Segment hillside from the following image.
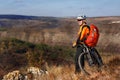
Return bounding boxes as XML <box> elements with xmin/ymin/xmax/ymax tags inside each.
<box><xmin>0</xmin><ymin>15</ymin><xmax>62</xmax><ymax>29</ymax></box>
<box><xmin>0</xmin><ymin>15</ymin><xmax>120</xmax><ymax>53</ymax></box>
<box><xmin>0</xmin><ymin>38</ymin><xmax>120</xmax><ymax>80</ymax></box>
<box><xmin>0</xmin><ymin>38</ymin><xmax>74</xmax><ymax>79</ymax></box>
<box><xmin>0</xmin><ymin>15</ymin><xmax>120</xmax><ymax>79</ymax></box>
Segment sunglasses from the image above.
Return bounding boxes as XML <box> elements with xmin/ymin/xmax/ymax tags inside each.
<box><xmin>77</xmin><ymin>20</ymin><xmax>82</xmax><ymax>21</ymax></box>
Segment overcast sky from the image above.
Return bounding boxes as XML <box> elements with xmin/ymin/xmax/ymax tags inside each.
<box><xmin>0</xmin><ymin>0</ymin><xmax>120</xmax><ymax>17</ymax></box>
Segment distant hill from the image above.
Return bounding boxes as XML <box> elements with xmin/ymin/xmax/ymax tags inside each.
<box><xmin>0</xmin><ymin>15</ymin><xmax>63</xmax><ymax>29</ymax></box>
<box><xmin>0</xmin><ymin>14</ymin><xmax>57</xmax><ymax>20</ymax></box>
<box><xmin>0</xmin><ymin>15</ymin><xmax>120</xmax><ymax>53</ymax></box>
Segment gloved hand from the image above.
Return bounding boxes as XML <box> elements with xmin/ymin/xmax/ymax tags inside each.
<box><xmin>72</xmin><ymin>42</ymin><xmax>77</xmax><ymax>48</ymax></box>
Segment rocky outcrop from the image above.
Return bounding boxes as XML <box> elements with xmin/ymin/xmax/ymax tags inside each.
<box><xmin>2</xmin><ymin>67</ymin><xmax>48</xmax><ymax>80</ymax></box>
<box><xmin>2</xmin><ymin>70</ymin><xmax>24</xmax><ymax>80</ymax></box>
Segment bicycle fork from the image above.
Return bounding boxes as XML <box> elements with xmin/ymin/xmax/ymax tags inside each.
<box><xmin>84</xmin><ymin>48</ymin><xmax>94</xmax><ymax>66</ymax></box>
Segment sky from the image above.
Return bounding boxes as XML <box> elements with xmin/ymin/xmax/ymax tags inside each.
<box><xmin>0</xmin><ymin>0</ymin><xmax>120</xmax><ymax>17</ymax></box>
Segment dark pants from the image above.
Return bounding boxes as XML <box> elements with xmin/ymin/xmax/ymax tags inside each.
<box><xmin>75</xmin><ymin>45</ymin><xmax>84</xmax><ymax>73</ymax></box>
<box><xmin>92</xmin><ymin>48</ymin><xmax>103</xmax><ymax>67</ymax></box>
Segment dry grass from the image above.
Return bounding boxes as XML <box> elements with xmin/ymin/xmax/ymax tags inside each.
<box><xmin>29</xmin><ymin>54</ymin><xmax>120</xmax><ymax>80</ymax></box>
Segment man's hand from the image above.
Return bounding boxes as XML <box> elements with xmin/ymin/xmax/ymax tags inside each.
<box><xmin>72</xmin><ymin>42</ymin><xmax>77</xmax><ymax>48</ymax></box>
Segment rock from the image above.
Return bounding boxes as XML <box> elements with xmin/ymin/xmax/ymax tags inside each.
<box><xmin>2</xmin><ymin>70</ymin><xmax>25</xmax><ymax>80</ymax></box>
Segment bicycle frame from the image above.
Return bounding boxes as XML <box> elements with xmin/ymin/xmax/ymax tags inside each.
<box><xmin>82</xmin><ymin>44</ymin><xmax>94</xmax><ymax>66</ymax></box>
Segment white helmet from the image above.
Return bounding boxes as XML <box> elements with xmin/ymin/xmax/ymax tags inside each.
<box><xmin>77</xmin><ymin>15</ymin><xmax>86</xmax><ymax>20</ymax></box>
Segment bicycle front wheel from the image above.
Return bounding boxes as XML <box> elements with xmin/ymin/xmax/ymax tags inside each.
<box><xmin>78</xmin><ymin>52</ymin><xmax>90</xmax><ymax>75</ymax></box>
<box><xmin>78</xmin><ymin>51</ymin><xmax>101</xmax><ymax>75</ymax></box>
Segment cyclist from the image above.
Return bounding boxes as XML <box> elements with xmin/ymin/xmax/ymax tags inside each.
<box><xmin>72</xmin><ymin>15</ymin><xmax>90</xmax><ymax>74</ymax></box>
<box><xmin>72</xmin><ymin>15</ymin><xmax>103</xmax><ymax>74</ymax></box>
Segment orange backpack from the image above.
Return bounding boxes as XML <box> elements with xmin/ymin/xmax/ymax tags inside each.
<box><xmin>85</xmin><ymin>24</ymin><xmax>99</xmax><ymax>47</ymax></box>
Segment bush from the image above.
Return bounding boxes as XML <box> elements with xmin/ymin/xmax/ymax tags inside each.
<box><xmin>0</xmin><ymin>38</ymin><xmax>75</xmax><ymax>68</ymax></box>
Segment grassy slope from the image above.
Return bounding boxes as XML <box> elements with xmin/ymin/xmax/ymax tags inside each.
<box><xmin>35</xmin><ymin>55</ymin><xmax>120</xmax><ymax>80</ymax></box>
<box><xmin>0</xmin><ymin>38</ymin><xmax>74</xmax><ymax>79</ymax></box>
<box><xmin>0</xmin><ymin>38</ymin><xmax>120</xmax><ymax>80</ymax></box>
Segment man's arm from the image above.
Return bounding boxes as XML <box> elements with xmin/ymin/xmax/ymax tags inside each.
<box><xmin>72</xmin><ymin>26</ymin><xmax>82</xmax><ymax>47</ymax></box>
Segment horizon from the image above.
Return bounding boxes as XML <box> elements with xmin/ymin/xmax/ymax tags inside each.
<box><xmin>0</xmin><ymin>0</ymin><xmax>120</xmax><ymax>17</ymax></box>
<box><xmin>0</xmin><ymin>14</ymin><xmax>120</xmax><ymax>18</ymax></box>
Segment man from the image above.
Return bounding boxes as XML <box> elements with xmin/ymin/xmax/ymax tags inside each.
<box><xmin>72</xmin><ymin>15</ymin><xmax>90</xmax><ymax>73</ymax></box>
<box><xmin>72</xmin><ymin>16</ymin><xmax>103</xmax><ymax>74</ymax></box>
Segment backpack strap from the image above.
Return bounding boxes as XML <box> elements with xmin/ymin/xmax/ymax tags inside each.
<box><xmin>83</xmin><ymin>25</ymin><xmax>90</xmax><ymax>31</ymax></box>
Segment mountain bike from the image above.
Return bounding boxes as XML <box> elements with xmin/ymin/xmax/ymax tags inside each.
<box><xmin>77</xmin><ymin>43</ymin><xmax>103</xmax><ymax>75</ymax></box>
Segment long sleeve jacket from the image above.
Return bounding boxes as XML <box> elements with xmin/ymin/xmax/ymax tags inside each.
<box><xmin>77</xmin><ymin>24</ymin><xmax>90</xmax><ymax>42</ymax></box>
